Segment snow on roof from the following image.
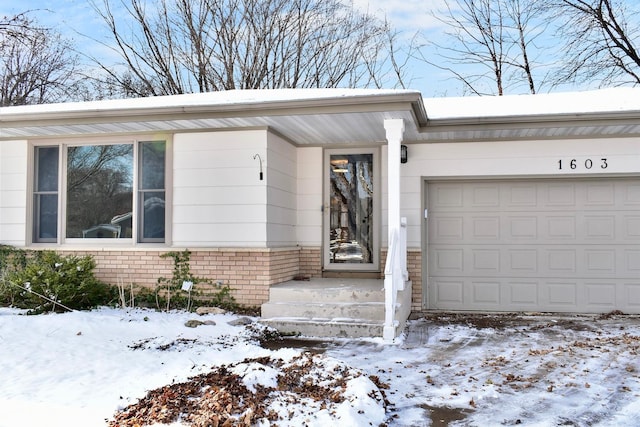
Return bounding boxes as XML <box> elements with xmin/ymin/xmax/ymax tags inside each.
<box><xmin>3</xmin><ymin>87</ymin><xmax>640</xmax><ymax>122</ymax></box>
<box><xmin>423</xmin><ymin>87</ymin><xmax>640</xmax><ymax>120</ymax></box>
<box><xmin>0</xmin><ymin>88</ymin><xmax>418</xmax><ymax>117</ymax></box>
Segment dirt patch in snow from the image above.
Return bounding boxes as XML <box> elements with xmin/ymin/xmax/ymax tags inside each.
<box><xmin>411</xmin><ymin>310</ymin><xmax>634</xmax><ymax>331</ymax></box>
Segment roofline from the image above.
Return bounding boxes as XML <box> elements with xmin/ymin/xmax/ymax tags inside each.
<box><xmin>422</xmin><ymin>109</ymin><xmax>640</xmax><ymax>130</ymax></box>
<box><xmin>0</xmin><ymin>91</ymin><xmax>428</xmax><ymax>126</ymax></box>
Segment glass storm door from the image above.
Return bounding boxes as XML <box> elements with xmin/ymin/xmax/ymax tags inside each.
<box><xmin>324</xmin><ymin>150</ymin><xmax>378</xmax><ymax>270</ymax></box>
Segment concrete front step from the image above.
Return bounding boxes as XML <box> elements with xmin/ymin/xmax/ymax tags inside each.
<box><xmin>267</xmin><ymin>278</ymin><xmax>384</xmax><ymax>303</ymax></box>
<box><xmin>260</xmin><ymin>278</ymin><xmax>386</xmax><ymax>338</ymax></box>
<box><xmin>260</xmin><ymin>318</ymin><xmax>383</xmax><ymax>338</ymax></box>
<box><xmin>261</xmin><ymin>301</ymin><xmax>385</xmax><ymax>321</ymax></box>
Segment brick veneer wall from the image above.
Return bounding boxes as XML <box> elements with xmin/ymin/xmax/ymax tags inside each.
<box><xmin>298</xmin><ymin>247</ymin><xmax>322</xmax><ymax>278</ymax></box>
<box><xmin>55</xmin><ymin>246</ymin><xmax>422</xmax><ymax>310</ymax></box>
<box><xmin>407</xmin><ymin>250</ymin><xmax>423</xmax><ymax>312</ymax></box>
<box><xmin>58</xmin><ymin>247</ymin><xmax>302</xmax><ymax>307</ymax></box>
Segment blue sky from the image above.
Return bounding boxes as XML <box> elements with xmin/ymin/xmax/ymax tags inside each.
<box><xmin>0</xmin><ymin>0</ymin><xmax>610</xmax><ymax>98</ymax></box>
<box><xmin>2</xmin><ymin>0</ymin><xmax>465</xmax><ymax>97</ymax></box>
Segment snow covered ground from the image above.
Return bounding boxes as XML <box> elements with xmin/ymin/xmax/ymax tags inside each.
<box><xmin>0</xmin><ymin>307</ymin><xmax>639</xmax><ymax>426</ymax></box>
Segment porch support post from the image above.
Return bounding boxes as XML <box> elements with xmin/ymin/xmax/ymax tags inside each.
<box><xmin>383</xmin><ymin>118</ymin><xmax>405</xmax><ymax>342</ymax></box>
<box><xmin>384</xmin><ymin>119</ymin><xmax>404</xmax><ymax>252</ymax></box>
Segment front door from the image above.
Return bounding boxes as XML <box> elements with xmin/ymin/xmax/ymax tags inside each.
<box><xmin>324</xmin><ymin>149</ymin><xmax>379</xmax><ymax>271</ymax></box>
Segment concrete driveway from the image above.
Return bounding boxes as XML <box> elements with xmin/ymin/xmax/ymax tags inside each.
<box><xmin>323</xmin><ymin>311</ymin><xmax>640</xmax><ymax>426</ymax></box>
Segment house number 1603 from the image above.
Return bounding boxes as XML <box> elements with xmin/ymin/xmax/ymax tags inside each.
<box><xmin>558</xmin><ymin>158</ymin><xmax>608</xmax><ymax>170</ymax></box>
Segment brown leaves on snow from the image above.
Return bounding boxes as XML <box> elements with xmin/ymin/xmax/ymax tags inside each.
<box><xmin>109</xmin><ymin>353</ymin><xmax>389</xmax><ymax>427</ymax></box>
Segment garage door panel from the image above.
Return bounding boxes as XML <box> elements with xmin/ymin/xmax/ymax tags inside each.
<box><xmin>507</xmin><ymin>184</ymin><xmax>538</xmax><ymax>207</ymax></box>
<box><xmin>431</xmin><ymin>216</ymin><xmax>464</xmax><ymax>240</ymax></box>
<box><xmin>509</xmin><ymin>249</ymin><xmax>538</xmax><ymax>272</ymax></box>
<box><xmin>430</xmin><ymin>280</ymin><xmax>465</xmax><ymax>307</ymax></box>
<box><xmin>622</xmin><ymin>284</ymin><xmax>640</xmax><ymax>309</ymax></box>
<box><xmin>625</xmin><ymin>183</ymin><xmax>640</xmax><ymax>205</ymax></box>
<box><xmin>627</xmin><ymin>250</ymin><xmax>640</xmax><ymax>271</ymax></box>
<box><xmin>627</xmin><ymin>216</ymin><xmax>640</xmax><ymax>238</ymax></box>
<box><xmin>432</xmin><ymin>246</ymin><xmax>638</xmax><ymax>279</ymax></box>
<box><xmin>584</xmin><ymin>249</ymin><xmax>616</xmax><ymax>272</ymax></box>
<box><xmin>585</xmin><ymin>182</ymin><xmax>616</xmax><ymax>205</ymax></box>
<box><xmin>472</xmin><ymin>281</ymin><xmax>500</xmax><ymax>305</ymax></box>
<box><xmin>431</xmin><ymin>248</ymin><xmax>464</xmax><ymax>273</ymax></box>
<box><xmin>432</xmin><ymin>212</ymin><xmax>632</xmax><ymax>244</ymax></box>
<box><xmin>546</xmin><ymin>183</ymin><xmax>577</xmax><ymax>207</ymax></box>
<box><xmin>545</xmin><ymin>282</ymin><xmax>578</xmax><ymax>308</ymax></box>
<box><xmin>547</xmin><ymin>249</ymin><xmax>577</xmax><ymax>273</ymax></box>
<box><xmin>508</xmin><ymin>216</ymin><xmax>538</xmax><ymax>239</ymax></box>
<box><xmin>584</xmin><ymin>283</ymin><xmax>616</xmax><ymax>309</ymax></box>
<box><xmin>432</xmin><ymin>183</ymin><xmax>464</xmax><ymax>208</ymax></box>
<box><xmin>585</xmin><ymin>215</ymin><xmax>616</xmax><ymax>239</ymax></box>
<box><xmin>473</xmin><ymin>249</ymin><xmax>500</xmax><ymax>272</ymax></box>
<box><xmin>427</xmin><ymin>178</ymin><xmax>640</xmax><ymax>313</ymax></box>
<box><xmin>470</xmin><ymin>185</ymin><xmax>501</xmax><ymax>207</ymax></box>
<box><xmin>472</xmin><ymin>216</ymin><xmax>500</xmax><ymax>240</ymax></box>
<box><xmin>506</xmin><ymin>281</ymin><xmax>539</xmax><ymax>306</ymax></box>
<box><xmin>547</xmin><ymin>216</ymin><xmax>576</xmax><ymax>239</ymax></box>
<box><xmin>429</xmin><ymin>277</ymin><xmax>640</xmax><ymax>313</ymax></box>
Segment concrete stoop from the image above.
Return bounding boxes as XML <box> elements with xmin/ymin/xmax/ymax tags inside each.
<box><xmin>260</xmin><ymin>278</ymin><xmax>386</xmax><ymax>338</ymax></box>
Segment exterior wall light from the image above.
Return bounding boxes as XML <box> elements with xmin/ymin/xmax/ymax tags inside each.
<box><xmin>253</xmin><ymin>153</ymin><xmax>263</xmax><ymax>180</ymax></box>
<box><xmin>400</xmin><ymin>145</ymin><xmax>408</xmax><ymax>163</ymax></box>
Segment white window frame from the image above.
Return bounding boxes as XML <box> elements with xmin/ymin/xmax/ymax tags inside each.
<box><xmin>29</xmin><ymin>135</ymin><xmax>171</xmax><ymax>246</ymax></box>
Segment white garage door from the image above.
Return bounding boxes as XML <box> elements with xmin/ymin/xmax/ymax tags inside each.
<box><xmin>426</xmin><ymin>178</ymin><xmax>640</xmax><ymax>313</ymax></box>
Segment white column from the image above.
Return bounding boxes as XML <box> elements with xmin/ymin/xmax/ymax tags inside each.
<box><xmin>384</xmin><ymin>119</ymin><xmax>405</xmax><ymax>244</ymax></box>
<box><xmin>383</xmin><ymin>119</ymin><xmax>404</xmax><ymax>341</ymax></box>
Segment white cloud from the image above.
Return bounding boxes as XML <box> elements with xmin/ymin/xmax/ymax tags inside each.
<box><xmin>351</xmin><ymin>0</ymin><xmax>450</xmax><ymax>30</ymax></box>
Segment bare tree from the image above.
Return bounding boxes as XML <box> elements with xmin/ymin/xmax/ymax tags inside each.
<box><xmin>89</xmin><ymin>0</ymin><xmax>410</xmax><ymax>97</ymax></box>
<box><xmin>505</xmin><ymin>0</ymin><xmax>544</xmax><ymax>94</ymax></box>
<box><xmin>1</xmin><ymin>13</ymin><xmax>29</xmax><ymax>34</ymax></box>
<box><xmin>0</xmin><ymin>13</ymin><xmax>79</xmax><ymax>106</ymax></box>
<box><xmin>422</xmin><ymin>0</ymin><xmax>551</xmax><ymax>96</ymax></box>
<box><xmin>553</xmin><ymin>0</ymin><xmax>640</xmax><ymax>86</ymax></box>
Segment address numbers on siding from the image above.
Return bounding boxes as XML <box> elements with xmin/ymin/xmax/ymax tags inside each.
<box><xmin>558</xmin><ymin>158</ymin><xmax>608</xmax><ymax>171</ymax></box>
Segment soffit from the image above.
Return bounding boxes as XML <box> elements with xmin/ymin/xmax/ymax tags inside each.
<box><xmin>0</xmin><ymin>110</ymin><xmax>421</xmax><ymax>145</ymax></box>
<box><xmin>2</xmin><ymin>91</ymin><xmax>640</xmax><ymax>143</ymax></box>
<box><xmin>6</xmin><ymin>111</ymin><xmax>640</xmax><ymax>144</ymax></box>
<box><xmin>0</xmin><ymin>91</ymin><xmax>426</xmax><ymax>145</ymax></box>
<box><xmin>418</xmin><ymin>113</ymin><xmax>640</xmax><ymax>142</ymax></box>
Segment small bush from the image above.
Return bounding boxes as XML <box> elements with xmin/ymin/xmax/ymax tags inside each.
<box><xmin>0</xmin><ymin>246</ymin><xmax>28</xmax><ymax>306</ymax></box>
<box><xmin>156</xmin><ymin>249</ymin><xmax>238</xmax><ymax>312</ymax></box>
<box><xmin>4</xmin><ymin>250</ymin><xmax>115</xmax><ymax>314</ymax></box>
<box><xmin>203</xmin><ymin>283</ymin><xmax>237</xmax><ymax>311</ymax></box>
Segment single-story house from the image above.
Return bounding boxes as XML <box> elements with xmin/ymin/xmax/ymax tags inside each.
<box><xmin>1</xmin><ymin>88</ymin><xmax>639</xmax><ymax>340</ymax></box>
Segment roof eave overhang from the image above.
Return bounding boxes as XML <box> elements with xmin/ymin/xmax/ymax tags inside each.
<box><xmin>418</xmin><ymin>110</ymin><xmax>640</xmax><ymax>142</ymax></box>
<box><xmin>0</xmin><ymin>92</ymin><xmax>427</xmax><ymax>126</ymax></box>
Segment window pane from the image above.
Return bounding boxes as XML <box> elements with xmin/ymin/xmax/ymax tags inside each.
<box><xmin>36</xmin><ymin>194</ymin><xmax>58</xmax><ymax>240</ymax></box>
<box><xmin>141</xmin><ymin>141</ymin><xmax>165</xmax><ymax>190</ymax></box>
<box><xmin>142</xmin><ymin>192</ymin><xmax>165</xmax><ymax>239</ymax></box>
<box><xmin>37</xmin><ymin>146</ymin><xmax>58</xmax><ymax>192</ymax></box>
<box><xmin>66</xmin><ymin>144</ymin><xmax>133</xmax><ymax>238</ymax></box>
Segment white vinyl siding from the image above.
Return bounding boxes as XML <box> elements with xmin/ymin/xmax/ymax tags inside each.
<box><xmin>266</xmin><ymin>132</ymin><xmax>297</xmax><ymax>247</ymax></box>
<box><xmin>0</xmin><ymin>140</ymin><xmax>28</xmax><ymax>246</ymax></box>
<box><xmin>172</xmin><ymin>130</ymin><xmax>269</xmax><ymax>247</ymax></box>
<box><xmin>296</xmin><ymin>147</ymin><xmax>323</xmax><ymax>246</ymax></box>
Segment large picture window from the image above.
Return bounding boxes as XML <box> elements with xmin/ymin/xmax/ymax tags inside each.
<box><xmin>33</xmin><ymin>140</ymin><xmax>166</xmax><ymax>243</ymax></box>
